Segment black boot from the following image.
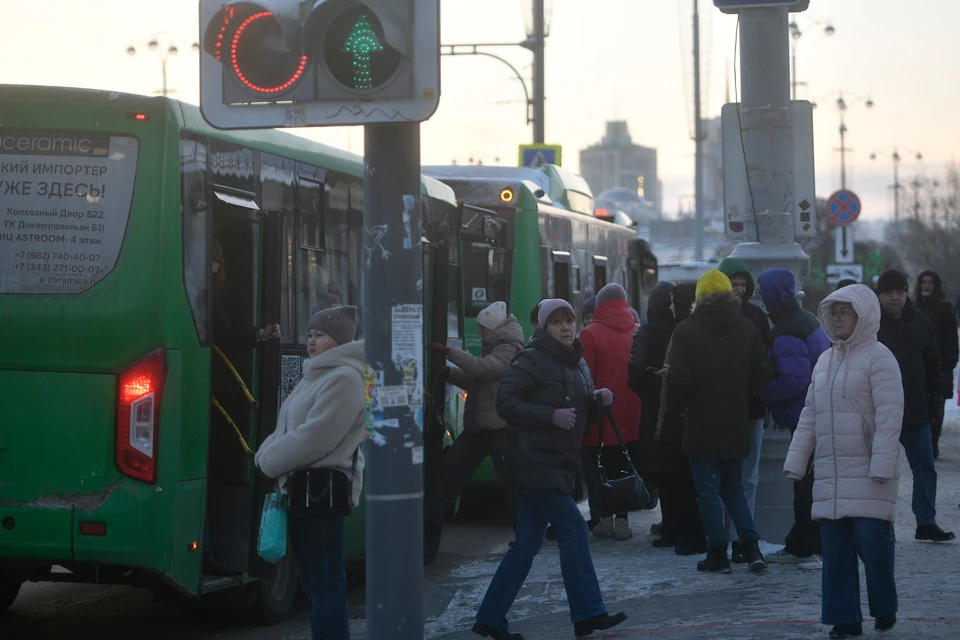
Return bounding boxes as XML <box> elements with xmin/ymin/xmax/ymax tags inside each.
<box><xmin>828</xmin><ymin>622</ymin><xmax>862</xmax><ymax>638</ymax></box>
<box><xmin>741</xmin><ymin>537</ymin><xmax>768</xmax><ymax>572</ymax></box>
<box><xmin>573</xmin><ymin>611</ymin><xmax>627</xmax><ymax>638</ymax></box>
<box><xmin>471</xmin><ymin>621</ymin><xmax>524</xmax><ymax>640</ymax></box>
<box><xmin>915</xmin><ymin>523</ymin><xmax>956</xmax><ymax>542</ymax></box>
<box><xmin>730</xmin><ymin>540</ymin><xmax>746</xmax><ymax>563</ymax></box>
<box><xmin>875</xmin><ymin>612</ymin><xmax>896</xmax><ymax>633</ymax></box>
<box><xmin>697</xmin><ymin>545</ymin><xmax>732</xmax><ymax>574</ymax></box>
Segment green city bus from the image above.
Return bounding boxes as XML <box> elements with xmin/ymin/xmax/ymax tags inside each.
<box><xmin>0</xmin><ymin>85</ymin><xmax>491</xmax><ymax>621</ymax></box>
<box><xmin>424</xmin><ymin>166</ymin><xmax>659</xmax><ymax>488</ymax></box>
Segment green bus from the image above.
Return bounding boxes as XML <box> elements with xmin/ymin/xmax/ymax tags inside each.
<box><xmin>423</xmin><ymin>166</ymin><xmax>660</xmax><ymax>487</ymax></box>
<box><xmin>0</xmin><ymin>85</ymin><xmax>495</xmax><ymax>621</ymax></box>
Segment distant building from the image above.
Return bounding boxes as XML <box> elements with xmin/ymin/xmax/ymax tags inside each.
<box><xmin>579</xmin><ymin>121</ymin><xmax>660</xmax><ymax>214</ymax></box>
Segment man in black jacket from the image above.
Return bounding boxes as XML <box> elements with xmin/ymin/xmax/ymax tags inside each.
<box><xmin>666</xmin><ymin>270</ymin><xmax>774</xmax><ymax>573</ymax></box>
<box><xmin>717</xmin><ymin>257</ymin><xmax>770</xmax><ymax>562</ymax></box>
<box><xmin>876</xmin><ymin>270</ymin><xmax>955</xmax><ymax>542</ymax></box>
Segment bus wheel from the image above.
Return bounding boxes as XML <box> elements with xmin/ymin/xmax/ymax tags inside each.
<box><xmin>0</xmin><ymin>578</ymin><xmax>23</xmax><ymax>614</ymax></box>
<box><xmin>253</xmin><ymin>549</ymin><xmax>298</xmax><ymax>625</ymax></box>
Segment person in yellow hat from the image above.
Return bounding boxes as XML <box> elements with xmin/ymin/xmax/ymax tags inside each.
<box><xmin>664</xmin><ymin>269</ymin><xmax>774</xmax><ymax>574</ymax></box>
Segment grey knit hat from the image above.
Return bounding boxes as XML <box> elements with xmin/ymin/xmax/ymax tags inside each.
<box><xmin>307</xmin><ymin>305</ymin><xmax>357</xmax><ymax>345</ymax></box>
<box><xmin>596</xmin><ymin>282</ymin><xmax>627</xmax><ymax>306</ymax></box>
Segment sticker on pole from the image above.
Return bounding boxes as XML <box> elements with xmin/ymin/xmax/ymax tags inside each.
<box><xmin>827</xmin><ymin>189</ymin><xmax>861</xmax><ymax>227</ymax></box>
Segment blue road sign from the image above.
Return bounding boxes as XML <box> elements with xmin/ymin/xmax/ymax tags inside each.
<box><xmin>827</xmin><ymin>189</ymin><xmax>862</xmax><ymax>226</ymax></box>
<box><xmin>519</xmin><ymin>144</ymin><xmax>561</xmax><ymax>168</ymax></box>
<box><xmin>714</xmin><ymin>0</ymin><xmax>807</xmax><ymax>12</ymax></box>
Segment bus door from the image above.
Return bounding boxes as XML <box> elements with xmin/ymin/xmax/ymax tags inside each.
<box><xmin>460</xmin><ymin>206</ymin><xmax>509</xmax><ymax>332</ymax></box>
<box><xmin>207</xmin><ymin>186</ymin><xmax>262</xmax><ymax>573</ymax></box>
<box><xmin>422</xmin><ymin>241</ymin><xmax>450</xmax><ymax>506</ymax></box>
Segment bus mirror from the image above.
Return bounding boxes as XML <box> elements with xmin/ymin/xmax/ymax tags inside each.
<box><xmin>483</xmin><ymin>217</ymin><xmax>504</xmax><ymax>241</ymax></box>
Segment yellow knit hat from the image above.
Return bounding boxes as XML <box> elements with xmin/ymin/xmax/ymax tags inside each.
<box><xmin>696</xmin><ymin>269</ymin><xmax>733</xmax><ymax>300</ymax></box>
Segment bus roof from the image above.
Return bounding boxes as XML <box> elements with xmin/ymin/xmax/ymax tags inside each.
<box><xmin>423</xmin><ymin>164</ymin><xmax>593</xmax><ymax>215</ymax></box>
<box><xmin>0</xmin><ymin>85</ymin><xmax>456</xmax><ymax>205</ymax></box>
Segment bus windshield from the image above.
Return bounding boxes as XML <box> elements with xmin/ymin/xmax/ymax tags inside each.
<box><xmin>0</xmin><ymin>130</ymin><xmax>139</xmax><ymax>294</ymax></box>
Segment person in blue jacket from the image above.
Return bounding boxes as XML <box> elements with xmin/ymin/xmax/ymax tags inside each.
<box><xmin>756</xmin><ymin>268</ymin><xmax>831</xmax><ymax>569</ymax></box>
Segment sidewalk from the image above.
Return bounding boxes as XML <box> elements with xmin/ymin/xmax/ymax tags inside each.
<box><xmin>422</xmin><ymin>411</ymin><xmax>960</xmax><ymax>640</ymax></box>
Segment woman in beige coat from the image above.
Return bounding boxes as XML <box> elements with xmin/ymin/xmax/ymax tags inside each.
<box><xmin>784</xmin><ymin>285</ymin><xmax>903</xmax><ymax>639</ymax></box>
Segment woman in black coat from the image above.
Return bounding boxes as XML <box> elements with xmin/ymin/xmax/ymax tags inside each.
<box><xmin>628</xmin><ymin>282</ymin><xmax>705</xmax><ymax>554</ymax></box>
<box><xmin>914</xmin><ymin>270</ymin><xmax>959</xmax><ymax>457</ymax></box>
<box><xmin>472</xmin><ymin>299</ymin><xmax>626</xmax><ymax>640</ymax></box>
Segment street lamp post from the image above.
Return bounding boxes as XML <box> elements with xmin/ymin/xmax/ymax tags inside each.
<box><xmin>127</xmin><ymin>36</ymin><xmax>200</xmax><ymax>97</ymax></box>
<box><xmin>870</xmin><ymin>147</ymin><xmax>923</xmax><ymax>251</ymax></box>
<box><xmin>789</xmin><ymin>19</ymin><xmax>835</xmax><ymax>101</ymax></box>
<box><xmin>814</xmin><ymin>91</ymin><xmax>874</xmax><ymax>190</ymax></box>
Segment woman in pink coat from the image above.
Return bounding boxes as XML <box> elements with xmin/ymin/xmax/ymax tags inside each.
<box><xmin>784</xmin><ymin>284</ymin><xmax>903</xmax><ymax>639</ymax></box>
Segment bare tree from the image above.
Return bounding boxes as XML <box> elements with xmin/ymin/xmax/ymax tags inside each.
<box><xmin>899</xmin><ymin>161</ymin><xmax>960</xmax><ymax>298</ymax></box>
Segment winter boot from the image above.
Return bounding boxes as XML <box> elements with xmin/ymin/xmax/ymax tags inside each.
<box><xmin>828</xmin><ymin>622</ymin><xmax>862</xmax><ymax>638</ymax></box>
<box><xmin>471</xmin><ymin>621</ymin><xmax>524</xmax><ymax>640</ymax></box>
<box><xmin>593</xmin><ymin>517</ymin><xmax>615</xmax><ymax>538</ymax></box>
<box><xmin>741</xmin><ymin>537</ymin><xmax>768</xmax><ymax>572</ymax></box>
<box><xmin>614</xmin><ymin>517</ymin><xmax>633</xmax><ymax>540</ymax></box>
<box><xmin>697</xmin><ymin>546</ymin><xmax>732</xmax><ymax>574</ymax></box>
<box><xmin>916</xmin><ymin>523</ymin><xmax>956</xmax><ymax>542</ymax></box>
<box><xmin>875</xmin><ymin>613</ymin><xmax>896</xmax><ymax>633</ymax></box>
<box><xmin>573</xmin><ymin>611</ymin><xmax>627</xmax><ymax>638</ymax></box>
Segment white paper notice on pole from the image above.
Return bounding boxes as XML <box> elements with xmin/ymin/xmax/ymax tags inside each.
<box><xmin>0</xmin><ymin>132</ymin><xmax>140</xmax><ymax>294</ymax></box>
<box><xmin>391</xmin><ymin>304</ymin><xmax>423</xmax><ymax>367</ymax></box>
<box><xmin>376</xmin><ymin>385</ymin><xmax>409</xmax><ymax>408</ymax></box>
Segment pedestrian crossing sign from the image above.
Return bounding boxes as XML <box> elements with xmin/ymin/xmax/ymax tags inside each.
<box><xmin>519</xmin><ymin>144</ymin><xmax>562</xmax><ymax>168</ymax></box>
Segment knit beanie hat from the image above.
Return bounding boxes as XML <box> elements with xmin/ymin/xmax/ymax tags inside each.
<box><xmin>581</xmin><ymin>296</ymin><xmax>597</xmax><ymax>320</ymax></box>
<box><xmin>876</xmin><ymin>269</ymin><xmax>908</xmax><ymax>294</ymax></box>
<box><xmin>596</xmin><ymin>283</ymin><xmax>627</xmax><ymax>307</ymax></box>
<box><xmin>629</xmin><ymin>308</ymin><xmax>641</xmax><ymax>324</ymax></box>
<box><xmin>477</xmin><ymin>301</ymin><xmax>508</xmax><ymax>331</ymax></box>
<box><xmin>538</xmin><ymin>298</ymin><xmax>575</xmax><ymax>329</ymax></box>
<box><xmin>695</xmin><ymin>269</ymin><xmax>733</xmax><ymax>300</ymax></box>
<box><xmin>307</xmin><ymin>305</ymin><xmax>357</xmax><ymax>345</ymax></box>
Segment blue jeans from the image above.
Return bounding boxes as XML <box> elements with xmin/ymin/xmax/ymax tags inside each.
<box><xmin>726</xmin><ymin>418</ymin><xmax>764</xmax><ymax>541</ymax></box>
<box><xmin>288</xmin><ymin>512</ymin><xmax>349</xmax><ymax>640</ymax></box>
<box><xmin>689</xmin><ymin>458</ymin><xmax>759</xmax><ymax>550</ymax></box>
<box><xmin>477</xmin><ymin>489</ymin><xmax>607</xmax><ymax>629</ymax></box>
<box><xmin>821</xmin><ymin>518</ymin><xmax>897</xmax><ymax>625</ymax></box>
<box><xmin>900</xmin><ymin>424</ymin><xmax>938</xmax><ymax>526</ymax></box>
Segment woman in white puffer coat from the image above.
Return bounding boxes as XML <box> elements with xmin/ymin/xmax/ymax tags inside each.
<box><xmin>783</xmin><ymin>284</ymin><xmax>903</xmax><ymax>639</ymax></box>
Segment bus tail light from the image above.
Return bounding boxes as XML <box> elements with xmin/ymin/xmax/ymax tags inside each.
<box><xmin>116</xmin><ymin>348</ymin><xmax>166</xmax><ymax>483</ymax></box>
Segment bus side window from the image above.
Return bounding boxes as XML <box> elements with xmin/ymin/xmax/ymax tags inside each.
<box><xmin>180</xmin><ymin>137</ymin><xmax>209</xmax><ymax>344</ymax></box>
<box><xmin>551</xmin><ymin>251</ymin><xmax>572</xmax><ymax>303</ymax></box>
<box><xmin>593</xmin><ymin>256</ymin><xmax>608</xmax><ymax>292</ymax></box>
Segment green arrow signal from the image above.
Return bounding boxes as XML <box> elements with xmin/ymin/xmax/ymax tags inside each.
<box><xmin>341</xmin><ymin>13</ymin><xmax>384</xmax><ymax>90</ymax></box>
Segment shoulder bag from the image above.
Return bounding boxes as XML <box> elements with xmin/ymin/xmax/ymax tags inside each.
<box><xmin>591</xmin><ymin>403</ymin><xmax>652</xmax><ymax>516</ymax></box>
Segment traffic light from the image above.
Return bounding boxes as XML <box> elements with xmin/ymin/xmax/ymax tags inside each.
<box><xmin>199</xmin><ymin>0</ymin><xmax>440</xmax><ymax>130</ymax></box>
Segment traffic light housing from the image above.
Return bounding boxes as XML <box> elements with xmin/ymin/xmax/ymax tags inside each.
<box><xmin>199</xmin><ymin>0</ymin><xmax>440</xmax><ymax>129</ymax></box>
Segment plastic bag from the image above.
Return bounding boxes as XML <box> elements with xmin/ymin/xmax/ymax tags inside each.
<box><xmin>257</xmin><ymin>492</ymin><xmax>287</xmax><ymax>563</ymax></box>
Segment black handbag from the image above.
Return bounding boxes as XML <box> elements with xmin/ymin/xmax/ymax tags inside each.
<box><xmin>286</xmin><ymin>448</ymin><xmax>359</xmax><ymax>517</ymax></box>
<box><xmin>591</xmin><ymin>403</ymin><xmax>652</xmax><ymax>516</ymax></box>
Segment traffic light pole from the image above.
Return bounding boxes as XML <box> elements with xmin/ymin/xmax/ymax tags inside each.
<box><xmin>532</xmin><ymin>0</ymin><xmax>546</xmax><ymax>143</ymax></box>
<box><xmin>363</xmin><ymin>121</ymin><xmax>425</xmax><ymax>640</ymax></box>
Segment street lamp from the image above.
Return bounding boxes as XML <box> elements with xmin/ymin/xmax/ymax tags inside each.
<box><xmin>870</xmin><ymin>146</ymin><xmax>923</xmax><ymax>250</ymax></box>
<box><xmin>127</xmin><ymin>35</ymin><xmax>200</xmax><ymax>97</ymax></box>
<box><xmin>814</xmin><ymin>91</ymin><xmax>874</xmax><ymax>189</ymax></box>
<box><xmin>789</xmin><ymin>19</ymin><xmax>835</xmax><ymax>101</ymax></box>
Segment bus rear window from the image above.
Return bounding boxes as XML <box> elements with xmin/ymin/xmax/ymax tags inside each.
<box><xmin>0</xmin><ymin>131</ymin><xmax>139</xmax><ymax>294</ymax></box>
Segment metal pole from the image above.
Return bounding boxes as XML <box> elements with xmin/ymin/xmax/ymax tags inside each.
<box><xmin>532</xmin><ymin>0</ymin><xmax>545</xmax><ymax>143</ymax></box>
<box><xmin>791</xmin><ymin>36</ymin><xmax>797</xmax><ymax>101</ymax></box>
<box><xmin>840</xmin><ymin>120</ymin><xmax>846</xmax><ymax>190</ymax></box>
<box><xmin>694</xmin><ymin>0</ymin><xmax>704</xmax><ymax>260</ymax></box>
<box><xmin>161</xmin><ymin>56</ymin><xmax>169</xmax><ymax>97</ymax></box>
<box><xmin>893</xmin><ymin>151</ymin><xmax>901</xmax><ymax>251</ymax></box>
<box><xmin>363</xmin><ymin>122</ymin><xmax>424</xmax><ymax>640</ymax></box>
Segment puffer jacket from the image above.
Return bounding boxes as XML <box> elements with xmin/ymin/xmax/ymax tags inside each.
<box><xmin>915</xmin><ymin>271</ymin><xmax>959</xmax><ymax>398</ymax></box>
<box><xmin>497</xmin><ymin>328</ymin><xmax>599</xmax><ymax>495</ymax></box>
<box><xmin>580</xmin><ymin>298</ymin><xmax>640</xmax><ymax>446</ymax></box>
<box><xmin>446</xmin><ymin>315</ymin><xmax>525</xmax><ymax>432</ymax></box>
<box><xmin>757</xmin><ymin>268</ymin><xmax>832</xmax><ymax>428</ymax></box>
<box><xmin>255</xmin><ymin>340</ymin><xmax>366</xmax><ymax>506</ymax></box>
<box><xmin>783</xmin><ymin>285</ymin><xmax>903</xmax><ymax>522</ymax></box>
<box><xmin>666</xmin><ymin>291</ymin><xmax>774</xmax><ymax>459</ymax></box>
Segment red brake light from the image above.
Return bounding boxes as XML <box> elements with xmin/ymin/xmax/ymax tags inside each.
<box><xmin>116</xmin><ymin>348</ymin><xmax>166</xmax><ymax>483</ymax></box>
<box><xmin>129</xmin><ymin>112</ymin><xmax>150</xmax><ymax>122</ymax></box>
<box><xmin>80</xmin><ymin>522</ymin><xmax>107</xmax><ymax>536</ymax></box>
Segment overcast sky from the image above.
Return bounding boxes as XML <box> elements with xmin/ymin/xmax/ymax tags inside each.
<box><xmin>3</xmin><ymin>0</ymin><xmax>958</xmax><ymax>219</ymax></box>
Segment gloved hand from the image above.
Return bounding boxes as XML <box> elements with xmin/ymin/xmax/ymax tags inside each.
<box><xmin>426</xmin><ymin>342</ymin><xmax>450</xmax><ymax>356</ymax></box>
<box><xmin>551</xmin><ymin>408</ymin><xmax>577</xmax><ymax>430</ymax></box>
<box><xmin>594</xmin><ymin>388</ymin><xmax>614</xmax><ymax>407</ymax></box>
